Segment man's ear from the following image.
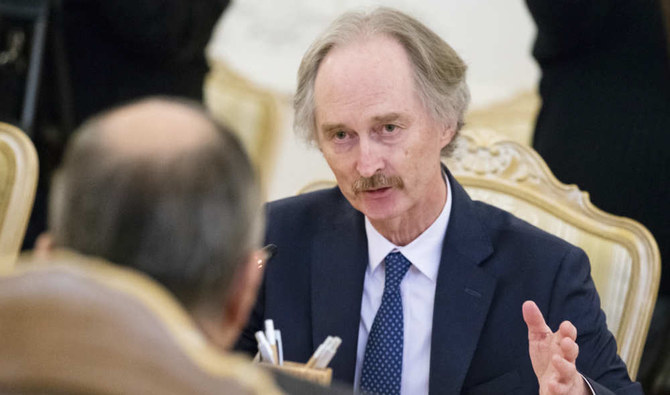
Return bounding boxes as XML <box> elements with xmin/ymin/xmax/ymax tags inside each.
<box><xmin>220</xmin><ymin>250</ymin><xmax>264</xmax><ymax>347</ymax></box>
<box><xmin>439</xmin><ymin>122</ymin><xmax>457</xmax><ymax>149</ymax></box>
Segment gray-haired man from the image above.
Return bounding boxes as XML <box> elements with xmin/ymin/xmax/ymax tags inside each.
<box><xmin>238</xmin><ymin>7</ymin><xmax>641</xmax><ymax>395</ymax></box>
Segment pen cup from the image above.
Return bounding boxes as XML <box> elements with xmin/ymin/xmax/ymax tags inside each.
<box><xmin>259</xmin><ymin>361</ymin><xmax>332</xmax><ymax>386</ymax></box>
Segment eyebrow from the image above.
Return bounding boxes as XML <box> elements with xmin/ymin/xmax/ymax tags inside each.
<box><xmin>320</xmin><ymin>113</ymin><xmax>409</xmax><ymax>133</ymax></box>
<box><xmin>321</xmin><ymin>123</ymin><xmax>347</xmax><ymax>135</ymax></box>
<box><xmin>372</xmin><ymin>113</ymin><xmax>406</xmax><ymax>124</ymax></box>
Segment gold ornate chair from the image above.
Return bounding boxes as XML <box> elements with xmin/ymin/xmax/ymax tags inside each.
<box><xmin>204</xmin><ymin>60</ymin><xmax>282</xmax><ymax>195</ymax></box>
<box><xmin>445</xmin><ymin>128</ymin><xmax>660</xmax><ymax>379</ymax></box>
<box><xmin>463</xmin><ymin>90</ymin><xmax>540</xmax><ymax>146</ymax></box>
<box><xmin>298</xmin><ymin>128</ymin><xmax>660</xmax><ymax>379</ymax></box>
<box><xmin>0</xmin><ymin>250</ymin><xmax>282</xmax><ymax>395</ymax></box>
<box><xmin>0</xmin><ymin>122</ymin><xmax>38</xmax><ymax>268</ymax></box>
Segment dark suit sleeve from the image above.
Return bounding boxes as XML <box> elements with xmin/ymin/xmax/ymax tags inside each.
<box><xmin>547</xmin><ymin>248</ymin><xmax>642</xmax><ymax>394</ymax></box>
<box><xmin>586</xmin><ymin>377</ymin><xmax>643</xmax><ymax>395</ymax></box>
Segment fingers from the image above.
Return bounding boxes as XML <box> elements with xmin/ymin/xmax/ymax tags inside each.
<box><xmin>558</xmin><ymin>320</ymin><xmax>577</xmax><ymax>341</ymax></box>
<box><xmin>558</xmin><ymin>321</ymin><xmax>579</xmax><ymax>363</ymax></box>
<box><xmin>522</xmin><ymin>300</ymin><xmax>551</xmax><ymax>339</ymax></box>
<box><xmin>548</xmin><ymin>354</ymin><xmax>582</xmax><ymax>394</ymax></box>
<box><xmin>544</xmin><ymin>330</ymin><xmax>582</xmax><ymax>394</ymax></box>
<box><xmin>560</xmin><ymin>336</ymin><xmax>579</xmax><ymax>363</ymax></box>
<box><xmin>523</xmin><ymin>303</ymin><xmax>585</xmax><ymax>395</ymax></box>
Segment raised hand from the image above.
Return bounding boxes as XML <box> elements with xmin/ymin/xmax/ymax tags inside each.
<box><xmin>522</xmin><ymin>301</ymin><xmax>590</xmax><ymax>395</ymax></box>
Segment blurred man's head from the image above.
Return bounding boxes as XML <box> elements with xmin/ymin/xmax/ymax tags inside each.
<box><xmin>45</xmin><ymin>97</ymin><xmax>263</xmax><ymax>348</ymax></box>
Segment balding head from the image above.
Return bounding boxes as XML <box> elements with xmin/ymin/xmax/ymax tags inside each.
<box><xmin>49</xmin><ymin>97</ymin><xmax>262</xmax><ymax>321</ymax></box>
<box><xmin>98</xmin><ymin>99</ymin><xmax>217</xmax><ymax>160</ymax></box>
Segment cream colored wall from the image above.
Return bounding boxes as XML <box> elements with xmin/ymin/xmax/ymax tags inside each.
<box><xmin>206</xmin><ymin>1</ymin><xmax>540</xmax><ymax>201</ymax></box>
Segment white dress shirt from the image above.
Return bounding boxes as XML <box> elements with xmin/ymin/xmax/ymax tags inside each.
<box><xmin>354</xmin><ymin>177</ymin><xmax>452</xmax><ymax>395</ymax></box>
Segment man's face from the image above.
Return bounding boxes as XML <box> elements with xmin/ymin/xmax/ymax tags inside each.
<box><xmin>314</xmin><ymin>35</ymin><xmax>454</xmax><ymax>225</ymax></box>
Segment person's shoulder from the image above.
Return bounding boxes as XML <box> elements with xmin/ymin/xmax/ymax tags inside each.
<box><xmin>266</xmin><ymin>186</ymin><xmax>354</xmax><ymax>229</ymax></box>
<box><xmin>267</xmin><ymin>187</ymin><xmax>343</xmax><ymax>212</ymax></box>
<box><xmin>471</xmin><ymin>200</ymin><xmax>580</xmax><ymax>258</ymax></box>
<box><xmin>466</xmin><ymin>200</ymin><xmax>594</xmax><ymax>288</ymax></box>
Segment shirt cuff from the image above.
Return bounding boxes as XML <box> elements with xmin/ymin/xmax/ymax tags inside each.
<box><xmin>581</xmin><ymin>374</ymin><xmax>596</xmax><ymax>395</ymax></box>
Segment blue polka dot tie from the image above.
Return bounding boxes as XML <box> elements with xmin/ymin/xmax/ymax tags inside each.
<box><xmin>360</xmin><ymin>252</ymin><xmax>412</xmax><ymax>395</ymax></box>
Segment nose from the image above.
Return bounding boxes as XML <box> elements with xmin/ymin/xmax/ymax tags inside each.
<box><xmin>356</xmin><ymin>137</ymin><xmax>384</xmax><ymax>178</ymax></box>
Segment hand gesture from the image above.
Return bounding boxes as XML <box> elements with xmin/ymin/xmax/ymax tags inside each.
<box><xmin>522</xmin><ymin>301</ymin><xmax>589</xmax><ymax>395</ymax></box>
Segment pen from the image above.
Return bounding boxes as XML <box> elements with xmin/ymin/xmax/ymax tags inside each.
<box><xmin>305</xmin><ymin>336</ymin><xmax>332</xmax><ymax>369</ymax></box>
<box><xmin>314</xmin><ymin>336</ymin><xmax>342</xmax><ymax>369</ymax></box>
<box><xmin>255</xmin><ymin>330</ymin><xmax>276</xmax><ymax>364</ymax></box>
<box><xmin>275</xmin><ymin>329</ymin><xmax>284</xmax><ymax>366</ymax></box>
<box><xmin>264</xmin><ymin>319</ymin><xmax>278</xmax><ymax>363</ymax></box>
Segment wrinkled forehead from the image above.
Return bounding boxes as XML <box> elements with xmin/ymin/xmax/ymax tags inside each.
<box><xmin>314</xmin><ymin>36</ymin><xmax>418</xmax><ymax>112</ymax></box>
<box><xmin>316</xmin><ymin>34</ymin><xmax>415</xmax><ymax>89</ymax></box>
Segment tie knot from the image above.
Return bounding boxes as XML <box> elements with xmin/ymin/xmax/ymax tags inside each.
<box><xmin>384</xmin><ymin>252</ymin><xmax>411</xmax><ymax>290</ymax></box>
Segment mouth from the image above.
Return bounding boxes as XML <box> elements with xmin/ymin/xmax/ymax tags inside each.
<box><xmin>361</xmin><ymin>186</ymin><xmax>393</xmax><ymax>198</ymax></box>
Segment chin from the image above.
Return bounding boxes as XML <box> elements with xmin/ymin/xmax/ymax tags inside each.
<box><xmin>357</xmin><ymin>199</ymin><xmax>401</xmax><ymax>222</ymax></box>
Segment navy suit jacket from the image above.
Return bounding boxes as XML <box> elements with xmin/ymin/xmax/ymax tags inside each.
<box><xmin>237</xmin><ymin>172</ymin><xmax>641</xmax><ymax>394</ymax></box>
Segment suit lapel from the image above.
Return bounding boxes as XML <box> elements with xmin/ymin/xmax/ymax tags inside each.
<box><xmin>311</xmin><ymin>196</ymin><xmax>368</xmax><ymax>384</ymax></box>
<box><xmin>429</xmin><ymin>171</ymin><xmax>497</xmax><ymax>394</ymax></box>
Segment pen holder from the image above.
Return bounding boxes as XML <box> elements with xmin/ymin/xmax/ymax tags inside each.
<box><xmin>259</xmin><ymin>361</ymin><xmax>333</xmax><ymax>386</ymax></box>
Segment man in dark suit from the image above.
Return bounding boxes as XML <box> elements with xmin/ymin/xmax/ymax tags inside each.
<box><xmin>237</xmin><ymin>7</ymin><xmax>641</xmax><ymax>395</ymax></box>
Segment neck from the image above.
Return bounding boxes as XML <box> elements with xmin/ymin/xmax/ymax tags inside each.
<box><xmin>370</xmin><ymin>175</ymin><xmax>447</xmax><ymax>246</ymax></box>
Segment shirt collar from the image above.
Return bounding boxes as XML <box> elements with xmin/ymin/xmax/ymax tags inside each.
<box><xmin>364</xmin><ymin>173</ymin><xmax>452</xmax><ymax>282</ymax></box>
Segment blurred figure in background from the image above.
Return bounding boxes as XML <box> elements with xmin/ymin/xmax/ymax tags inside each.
<box><xmin>60</xmin><ymin>0</ymin><xmax>229</xmax><ymax>125</ymax></box>
<box><xmin>526</xmin><ymin>1</ymin><xmax>670</xmax><ymax>392</ymax></box>
<box><xmin>35</xmin><ymin>96</ymin><xmax>347</xmax><ymax>395</ymax></box>
<box><xmin>0</xmin><ymin>0</ymin><xmax>231</xmax><ymax>249</ymax></box>
<box><xmin>40</xmin><ymin>97</ymin><xmax>264</xmax><ymax>351</ymax></box>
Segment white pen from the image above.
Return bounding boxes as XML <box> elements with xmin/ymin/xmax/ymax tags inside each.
<box><xmin>275</xmin><ymin>329</ymin><xmax>284</xmax><ymax>366</ymax></box>
<box><xmin>313</xmin><ymin>337</ymin><xmax>335</xmax><ymax>369</ymax></box>
<box><xmin>314</xmin><ymin>336</ymin><xmax>342</xmax><ymax>369</ymax></box>
<box><xmin>305</xmin><ymin>336</ymin><xmax>332</xmax><ymax>368</ymax></box>
<box><xmin>255</xmin><ymin>330</ymin><xmax>276</xmax><ymax>364</ymax></box>
<box><xmin>264</xmin><ymin>319</ymin><xmax>277</xmax><ymax>363</ymax></box>
<box><xmin>264</xmin><ymin>319</ymin><xmax>276</xmax><ymax>345</ymax></box>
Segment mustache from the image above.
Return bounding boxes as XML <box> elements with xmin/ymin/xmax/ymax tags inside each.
<box><xmin>352</xmin><ymin>172</ymin><xmax>404</xmax><ymax>194</ymax></box>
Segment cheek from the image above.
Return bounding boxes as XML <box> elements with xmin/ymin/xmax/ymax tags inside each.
<box><xmin>323</xmin><ymin>152</ymin><xmax>354</xmax><ymax>180</ymax></box>
<box><xmin>401</xmin><ymin>144</ymin><xmax>437</xmax><ymax>182</ymax></box>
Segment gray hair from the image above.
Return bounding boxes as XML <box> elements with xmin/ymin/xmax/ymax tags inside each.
<box><xmin>49</xmin><ymin>97</ymin><xmax>262</xmax><ymax>314</ymax></box>
<box><xmin>294</xmin><ymin>7</ymin><xmax>470</xmax><ymax>156</ymax></box>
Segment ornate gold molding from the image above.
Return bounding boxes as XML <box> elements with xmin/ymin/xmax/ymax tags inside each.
<box><xmin>204</xmin><ymin>59</ymin><xmax>282</xmax><ymax>199</ymax></box>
